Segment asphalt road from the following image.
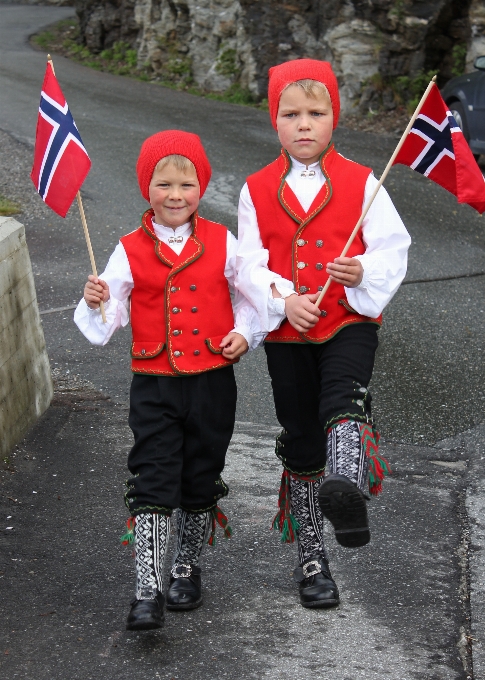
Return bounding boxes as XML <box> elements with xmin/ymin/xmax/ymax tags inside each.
<box><xmin>1</xmin><ymin>4</ymin><xmax>485</xmax><ymax>679</ymax></box>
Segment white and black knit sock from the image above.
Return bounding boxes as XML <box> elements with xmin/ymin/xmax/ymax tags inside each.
<box><xmin>172</xmin><ymin>509</ymin><xmax>210</xmax><ymax>567</ymax></box>
<box><xmin>134</xmin><ymin>512</ymin><xmax>170</xmax><ymax>600</ymax></box>
<box><xmin>327</xmin><ymin>420</ymin><xmax>369</xmax><ymax>493</ymax></box>
<box><xmin>290</xmin><ymin>476</ymin><xmax>326</xmax><ymax>564</ymax></box>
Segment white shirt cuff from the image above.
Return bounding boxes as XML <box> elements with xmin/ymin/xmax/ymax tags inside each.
<box><xmin>86</xmin><ymin>297</ymin><xmax>111</xmax><ymax>313</ymax></box>
<box><xmin>273</xmin><ymin>282</ymin><xmax>297</xmax><ymax>299</ymax></box>
<box><xmin>354</xmin><ymin>257</ymin><xmax>369</xmax><ymax>291</ymax></box>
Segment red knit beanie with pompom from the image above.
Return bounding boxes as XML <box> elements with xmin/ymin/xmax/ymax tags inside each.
<box><xmin>268</xmin><ymin>59</ymin><xmax>340</xmax><ymax>131</ymax></box>
<box><xmin>136</xmin><ymin>130</ymin><xmax>212</xmax><ymax>201</ymax></box>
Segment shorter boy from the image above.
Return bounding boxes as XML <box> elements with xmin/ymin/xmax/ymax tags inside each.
<box><xmin>75</xmin><ymin>130</ymin><xmax>262</xmax><ymax>630</ymax></box>
<box><xmin>236</xmin><ymin>60</ymin><xmax>411</xmax><ymax>608</ymax></box>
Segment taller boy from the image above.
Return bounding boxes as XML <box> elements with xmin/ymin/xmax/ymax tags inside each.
<box><xmin>236</xmin><ymin>60</ymin><xmax>411</xmax><ymax>608</ymax></box>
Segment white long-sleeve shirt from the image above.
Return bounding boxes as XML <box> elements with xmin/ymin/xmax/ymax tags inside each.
<box><xmin>74</xmin><ymin>218</ymin><xmax>265</xmax><ymax>351</ymax></box>
<box><xmin>235</xmin><ymin>154</ymin><xmax>412</xmax><ymax>333</ymax></box>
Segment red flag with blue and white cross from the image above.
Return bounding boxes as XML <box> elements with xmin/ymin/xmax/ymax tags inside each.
<box><xmin>393</xmin><ymin>82</ymin><xmax>485</xmax><ymax>214</ymax></box>
<box><xmin>31</xmin><ymin>62</ymin><xmax>91</xmax><ymax>218</ymax></box>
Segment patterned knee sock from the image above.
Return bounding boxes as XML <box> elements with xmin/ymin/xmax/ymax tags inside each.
<box><xmin>172</xmin><ymin>509</ymin><xmax>211</xmax><ymax>567</ymax></box>
<box><xmin>134</xmin><ymin>512</ymin><xmax>170</xmax><ymax>600</ymax></box>
<box><xmin>289</xmin><ymin>476</ymin><xmax>326</xmax><ymax>564</ymax></box>
<box><xmin>327</xmin><ymin>419</ymin><xmax>369</xmax><ymax>493</ymax></box>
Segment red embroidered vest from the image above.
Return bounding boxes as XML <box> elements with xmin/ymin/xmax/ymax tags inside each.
<box><xmin>121</xmin><ymin>209</ymin><xmax>238</xmax><ymax>376</ymax></box>
<box><xmin>246</xmin><ymin>144</ymin><xmax>382</xmax><ymax>343</ymax></box>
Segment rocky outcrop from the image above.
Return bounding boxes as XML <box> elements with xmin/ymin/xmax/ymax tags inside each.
<box><xmin>74</xmin><ymin>0</ymin><xmax>482</xmax><ymax>114</ymax></box>
<box><xmin>77</xmin><ymin>0</ymin><xmax>139</xmax><ymax>52</ymax></box>
<box><xmin>468</xmin><ymin>0</ymin><xmax>485</xmax><ymax>68</ymax></box>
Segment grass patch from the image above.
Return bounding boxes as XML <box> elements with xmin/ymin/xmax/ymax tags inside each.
<box><xmin>30</xmin><ymin>17</ymin><xmax>267</xmax><ymax>110</ymax></box>
<box><xmin>0</xmin><ymin>195</ymin><xmax>21</xmax><ymax>216</ymax></box>
<box><xmin>31</xmin><ymin>18</ymin><xmax>143</xmax><ymax>78</ymax></box>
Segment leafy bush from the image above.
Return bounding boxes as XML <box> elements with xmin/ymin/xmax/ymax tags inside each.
<box><xmin>216</xmin><ymin>47</ymin><xmax>238</xmax><ymax>77</ymax></box>
<box><xmin>451</xmin><ymin>44</ymin><xmax>467</xmax><ymax>78</ymax></box>
<box><xmin>393</xmin><ymin>70</ymin><xmax>436</xmax><ymax>112</ymax></box>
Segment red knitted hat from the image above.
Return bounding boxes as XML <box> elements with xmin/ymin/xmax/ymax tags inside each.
<box><xmin>268</xmin><ymin>59</ymin><xmax>340</xmax><ymax>130</ymax></box>
<box><xmin>136</xmin><ymin>130</ymin><xmax>212</xmax><ymax>201</ymax></box>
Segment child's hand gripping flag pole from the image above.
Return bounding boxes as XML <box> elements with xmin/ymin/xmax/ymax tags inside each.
<box><xmin>316</xmin><ymin>75</ymin><xmax>485</xmax><ymax>308</ymax></box>
<box><xmin>30</xmin><ymin>55</ymin><xmax>107</xmax><ymax>323</ymax></box>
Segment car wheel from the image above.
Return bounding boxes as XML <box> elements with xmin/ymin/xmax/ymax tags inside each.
<box><xmin>449</xmin><ymin>101</ymin><xmax>480</xmax><ymax>161</ymax></box>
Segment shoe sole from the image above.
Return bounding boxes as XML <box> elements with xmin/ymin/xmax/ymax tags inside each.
<box><xmin>166</xmin><ymin>598</ymin><xmax>203</xmax><ymax>611</ymax></box>
<box><xmin>126</xmin><ymin>619</ymin><xmax>164</xmax><ymax>631</ymax></box>
<box><xmin>301</xmin><ymin>597</ymin><xmax>340</xmax><ymax>609</ymax></box>
<box><xmin>318</xmin><ymin>474</ymin><xmax>370</xmax><ymax>548</ymax></box>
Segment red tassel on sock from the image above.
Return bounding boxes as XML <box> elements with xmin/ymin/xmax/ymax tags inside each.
<box><xmin>208</xmin><ymin>506</ymin><xmax>232</xmax><ymax>546</ymax></box>
<box><xmin>271</xmin><ymin>469</ymin><xmax>300</xmax><ymax>543</ymax></box>
<box><xmin>360</xmin><ymin>423</ymin><xmax>391</xmax><ymax>496</ymax></box>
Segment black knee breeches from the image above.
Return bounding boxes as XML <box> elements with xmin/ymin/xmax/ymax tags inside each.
<box><xmin>265</xmin><ymin>323</ymin><xmax>379</xmax><ymax>475</ymax></box>
<box><xmin>125</xmin><ymin>367</ymin><xmax>237</xmax><ymax>515</ymax></box>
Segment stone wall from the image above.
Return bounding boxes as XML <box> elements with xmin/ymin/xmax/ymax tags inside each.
<box><xmin>74</xmin><ymin>0</ymin><xmax>483</xmax><ymax>113</ymax></box>
<box><xmin>0</xmin><ymin>217</ymin><xmax>53</xmax><ymax>458</ymax></box>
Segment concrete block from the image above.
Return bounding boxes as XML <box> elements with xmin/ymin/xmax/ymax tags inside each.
<box><xmin>0</xmin><ymin>272</ymin><xmax>36</xmax><ymax>335</ymax></box>
<box><xmin>0</xmin><ymin>301</ymin><xmax>47</xmax><ymax>371</ymax></box>
<box><xmin>0</xmin><ymin>313</ymin><xmax>50</xmax><ymax>401</ymax></box>
<box><xmin>0</xmin><ymin>216</ymin><xmax>26</xmax><ymax>261</ymax></box>
<box><xmin>0</xmin><ymin>216</ymin><xmax>52</xmax><ymax>458</ymax></box>
<box><xmin>0</xmin><ymin>247</ymin><xmax>32</xmax><ymax>299</ymax></box>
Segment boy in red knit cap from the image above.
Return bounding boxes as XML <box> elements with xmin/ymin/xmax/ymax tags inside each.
<box><xmin>236</xmin><ymin>59</ymin><xmax>411</xmax><ymax>608</ymax></box>
<box><xmin>75</xmin><ymin>130</ymin><xmax>263</xmax><ymax>630</ymax></box>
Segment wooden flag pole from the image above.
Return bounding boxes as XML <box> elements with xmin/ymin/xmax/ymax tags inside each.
<box><xmin>75</xmin><ymin>191</ymin><xmax>107</xmax><ymax>323</ymax></box>
<box><xmin>47</xmin><ymin>54</ymin><xmax>107</xmax><ymax>323</ymax></box>
<box><xmin>315</xmin><ymin>74</ymin><xmax>438</xmax><ymax>309</ymax></box>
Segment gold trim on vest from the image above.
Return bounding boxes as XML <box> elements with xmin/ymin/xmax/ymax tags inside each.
<box><xmin>205</xmin><ymin>336</ymin><xmax>225</xmax><ymax>354</ymax></box>
<box><xmin>131</xmin><ymin>341</ymin><xmax>165</xmax><ymax>358</ymax></box>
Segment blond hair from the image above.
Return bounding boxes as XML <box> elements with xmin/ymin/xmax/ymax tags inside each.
<box><xmin>284</xmin><ymin>79</ymin><xmax>331</xmax><ymax>101</ymax></box>
<box><xmin>154</xmin><ymin>154</ymin><xmax>196</xmax><ymax>174</ymax></box>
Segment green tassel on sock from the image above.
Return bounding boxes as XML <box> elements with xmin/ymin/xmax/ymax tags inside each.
<box><xmin>120</xmin><ymin>516</ymin><xmax>135</xmax><ymax>546</ymax></box>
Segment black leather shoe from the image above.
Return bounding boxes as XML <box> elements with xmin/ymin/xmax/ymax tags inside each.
<box><xmin>318</xmin><ymin>473</ymin><xmax>370</xmax><ymax>548</ymax></box>
<box><xmin>166</xmin><ymin>564</ymin><xmax>202</xmax><ymax>611</ymax></box>
<box><xmin>126</xmin><ymin>591</ymin><xmax>165</xmax><ymax>630</ymax></box>
<box><xmin>293</xmin><ymin>556</ymin><xmax>340</xmax><ymax>608</ymax></box>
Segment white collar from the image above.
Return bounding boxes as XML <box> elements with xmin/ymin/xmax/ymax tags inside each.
<box><xmin>288</xmin><ymin>155</ymin><xmax>320</xmax><ymax>171</ymax></box>
<box><xmin>151</xmin><ymin>219</ymin><xmax>192</xmax><ymax>238</ymax></box>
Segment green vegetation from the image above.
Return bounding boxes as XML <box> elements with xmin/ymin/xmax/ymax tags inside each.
<box><xmin>0</xmin><ymin>194</ymin><xmax>21</xmax><ymax>216</ymax></box>
<box><xmin>32</xmin><ymin>19</ymin><xmax>144</xmax><ymax>77</ymax></box>
<box><xmin>32</xmin><ymin>29</ymin><xmax>57</xmax><ymax>51</ymax></box>
<box><xmin>387</xmin><ymin>0</ymin><xmax>407</xmax><ymax>25</ymax></box>
<box><xmin>393</xmin><ymin>69</ymin><xmax>437</xmax><ymax>112</ymax></box>
<box><xmin>206</xmin><ymin>83</ymin><xmax>257</xmax><ymax>105</ymax></box>
<box><xmin>361</xmin><ymin>69</ymin><xmax>437</xmax><ymax>116</ymax></box>
<box><xmin>2</xmin><ymin>454</ymin><xmax>15</xmax><ymax>472</ymax></box>
<box><xmin>215</xmin><ymin>47</ymin><xmax>238</xmax><ymax>77</ymax></box>
<box><xmin>154</xmin><ymin>35</ymin><xmax>193</xmax><ymax>87</ymax></box>
<box><xmin>451</xmin><ymin>44</ymin><xmax>467</xmax><ymax>78</ymax></box>
<box><xmin>31</xmin><ymin>17</ymin><xmax>267</xmax><ymax>110</ymax></box>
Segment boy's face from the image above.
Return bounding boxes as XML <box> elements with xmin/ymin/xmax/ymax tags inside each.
<box><xmin>149</xmin><ymin>162</ymin><xmax>200</xmax><ymax>228</ymax></box>
<box><xmin>276</xmin><ymin>85</ymin><xmax>333</xmax><ymax>166</ymax></box>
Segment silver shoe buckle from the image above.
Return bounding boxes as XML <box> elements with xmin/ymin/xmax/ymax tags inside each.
<box><xmin>302</xmin><ymin>560</ymin><xmax>322</xmax><ymax>578</ymax></box>
<box><xmin>171</xmin><ymin>563</ymin><xmax>192</xmax><ymax>578</ymax></box>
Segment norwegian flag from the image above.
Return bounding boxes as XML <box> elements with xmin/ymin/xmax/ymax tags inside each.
<box><xmin>393</xmin><ymin>82</ymin><xmax>485</xmax><ymax>214</ymax></box>
<box><xmin>31</xmin><ymin>63</ymin><xmax>91</xmax><ymax>218</ymax></box>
